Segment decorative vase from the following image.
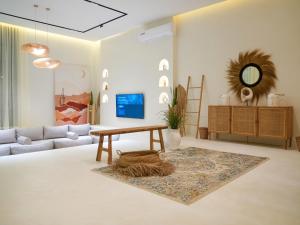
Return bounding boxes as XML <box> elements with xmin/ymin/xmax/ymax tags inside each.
<box><xmin>166</xmin><ymin>129</ymin><xmax>181</xmax><ymax>150</ymax></box>
<box><xmin>241</xmin><ymin>87</ymin><xmax>253</xmax><ymax>105</ymax></box>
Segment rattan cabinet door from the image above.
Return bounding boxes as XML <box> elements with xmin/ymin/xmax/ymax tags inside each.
<box><xmin>231</xmin><ymin>106</ymin><xmax>257</xmax><ymax>136</ymax></box>
<box><xmin>208</xmin><ymin>106</ymin><xmax>231</xmax><ymax>133</ymax></box>
<box><xmin>258</xmin><ymin>107</ymin><xmax>287</xmax><ymax>139</ymax></box>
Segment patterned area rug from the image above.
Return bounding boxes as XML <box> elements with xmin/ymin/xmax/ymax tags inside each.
<box><xmin>94</xmin><ymin>147</ymin><xmax>268</xmax><ymax>205</ymax></box>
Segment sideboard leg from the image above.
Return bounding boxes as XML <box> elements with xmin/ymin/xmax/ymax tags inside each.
<box><xmin>284</xmin><ymin>140</ymin><xmax>288</xmax><ymax>150</ymax></box>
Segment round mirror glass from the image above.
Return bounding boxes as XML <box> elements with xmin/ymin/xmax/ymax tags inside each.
<box><xmin>240</xmin><ymin>63</ymin><xmax>262</xmax><ymax>87</ymax></box>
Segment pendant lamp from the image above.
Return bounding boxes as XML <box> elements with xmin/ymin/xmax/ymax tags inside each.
<box><xmin>22</xmin><ymin>43</ymin><xmax>49</xmax><ymax>57</ymax></box>
<box><xmin>32</xmin><ymin>7</ymin><xmax>61</xmax><ymax>69</ymax></box>
<box><xmin>22</xmin><ymin>5</ymin><xmax>49</xmax><ymax>57</ymax></box>
<box><xmin>32</xmin><ymin>58</ymin><xmax>61</xmax><ymax>69</ymax></box>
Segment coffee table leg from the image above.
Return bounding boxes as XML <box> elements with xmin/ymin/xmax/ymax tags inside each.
<box><xmin>96</xmin><ymin>135</ymin><xmax>104</xmax><ymax>161</ymax></box>
<box><xmin>108</xmin><ymin>135</ymin><xmax>113</xmax><ymax>164</ymax></box>
<box><xmin>158</xmin><ymin>129</ymin><xmax>165</xmax><ymax>152</ymax></box>
<box><xmin>150</xmin><ymin>130</ymin><xmax>154</xmax><ymax>150</ymax></box>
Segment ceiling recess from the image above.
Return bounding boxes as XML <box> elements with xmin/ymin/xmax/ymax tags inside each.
<box><xmin>0</xmin><ymin>0</ymin><xmax>128</xmax><ymax>33</ymax></box>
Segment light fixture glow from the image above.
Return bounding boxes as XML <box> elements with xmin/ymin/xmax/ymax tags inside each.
<box><xmin>32</xmin><ymin>58</ymin><xmax>61</xmax><ymax>69</ymax></box>
<box><xmin>22</xmin><ymin>43</ymin><xmax>49</xmax><ymax>57</ymax></box>
<box><xmin>102</xmin><ymin>69</ymin><xmax>109</xmax><ymax>78</ymax></box>
<box><xmin>159</xmin><ymin>92</ymin><xmax>169</xmax><ymax>104</ymax></box>
<box><xmin>159</xmin><ymin>59</ymin><xmax>170</xmax><ymax>71</ymax></box>
<box><xmin>102</xmin><ymin>94</ymin><xmax>108</xmax><ymax>103</ymax></box>
<box><xmin>159</xmin><ymin>75</ymin><xmax>169</xmax><ymax>87</ymax></box>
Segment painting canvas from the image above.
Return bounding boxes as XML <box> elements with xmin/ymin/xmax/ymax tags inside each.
<box><xmin>54</xmin><ymin>65</ymin><xmax>90</xmax><ymax>125</ymax></box>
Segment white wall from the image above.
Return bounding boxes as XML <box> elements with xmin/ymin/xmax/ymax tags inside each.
<box><xmin>174</xmin><ymin>0</ymin><xmax>300</xmax><ymax>145</ymax></box>
<box><xmin>99</xmin><ymin>26</ymin><xmax>173</xmax><ymax>128</ymax></box>
<box><xmin>18</xmin><ymin>29</ymin><xmax>98</xmax><ymax>127</ymax></box>
<box><xmin>12</xmin><ymin>0</ymin><xmax>300</xmax><ymax>149</ymax></box>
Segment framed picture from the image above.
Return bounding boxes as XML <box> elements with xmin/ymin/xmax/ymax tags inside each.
<box><xmin>54</xmin><ymin>65</ymin><xmax>90</xmax><ymax>125</ymax></box>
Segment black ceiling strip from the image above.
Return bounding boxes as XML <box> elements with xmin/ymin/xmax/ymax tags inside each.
<box><xmin>100</xmin><ymin>13</ymin><xmax>127</xmax><ymax>26</ymax></box>
<box><xmin>0</xmin><ymin>0</ymin><xmax>128</xmax><ymax>34</ymax></box>
<box><xmin>83</xmin><ymin>14</ymin><xmax>127</xmax><ymax>33</ymax></box>
<box><xmin>0</xmin><ymin>11</ymin><xmax>83</xmax><ymax>33</ymax></box>
<box><xmin>83</xmin><ymin>0</ymin><xmax>127</xmax><ymax>16</ymax></box>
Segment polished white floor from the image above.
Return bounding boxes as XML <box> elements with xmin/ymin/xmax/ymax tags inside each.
<box><xmin>0</xmin><ymin>137</ymin><xmax>299</xmax><ymax>225</ymax></box>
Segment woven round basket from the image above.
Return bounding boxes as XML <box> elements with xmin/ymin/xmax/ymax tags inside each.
<box><xmin>113</xmin><ymin>150</ymin><xmax>175</xmax><ymax>177</ymax></box>
<box><xmin>296</xmin><ymin>137</ymin><xmax>300</xmax><ymax>151</ymax></box>
<box><xmin>199</xmin><ymin>127</ymin><xmax>208</xmax><ymax>139</ymax></box>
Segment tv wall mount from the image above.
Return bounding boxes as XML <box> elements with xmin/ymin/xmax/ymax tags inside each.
<box><xmin>0</xmin><ymin>0</ymin><xmax>128</xmax><ymax>33</ymax></box>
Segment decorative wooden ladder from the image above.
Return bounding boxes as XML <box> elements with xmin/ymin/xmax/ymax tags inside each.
<box><xmin>183</xmin><ymin>75</ymin><xmax>205</xmax><ymax>138</ymax></box>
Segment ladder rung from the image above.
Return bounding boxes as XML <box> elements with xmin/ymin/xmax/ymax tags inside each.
<box><xmin>187</xmin><ymin>99</ymin><xmax>200</xmax><ymax>101</ymax></box>
<box><xmin>186</xmin><ymin>112</ymin><xmax>198</xmax><ymax>114</ymax></box>
<box><xmin>189</xmin><ymin>86</ymin><xmax>201</xmax><ymax>89</ymax></box>
<box><xmin>152</xmin><ymin>139</ymin><xmax>160</xmax><ymax>143</ymax></box>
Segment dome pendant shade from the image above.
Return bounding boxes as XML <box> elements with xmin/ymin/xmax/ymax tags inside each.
<box><xmin>22</xmin><ymin>43</ymin><xmax>49</xmax><ymax>57</ymax></box>
<box><xmin>33</xmin><ymin>58</ymin><xmax>61</xmax><ymax>69</ymax></box>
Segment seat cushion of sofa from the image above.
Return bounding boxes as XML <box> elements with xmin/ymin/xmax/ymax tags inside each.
<box><xmin>92</xmin><ymin>134</ymin><xmax>120</xmax><ymax>144</ymax></box>
<box><xmin>0</xmin><ymin>142</ymin><xmax>21</xmax><ymax>148</ymax></box>
<box><xmin>16</xmin><ymin>127</ymin><xmax>43</xmax><ymax>141</ymax></box>
<box><xmin>0</xmin><ymin>146</ymin><xmax>11</xmax><ymax>156</ymax></box>
<box><xmin>54</xmin><ymin>136</ymin><xmax>93</xmax><ymax>149</ymax></box>
<box><xmin>69</xmin><ymin>124</ymin><xmax>90</xmax><ymax>136</ymax></box>
<box><xmin>0</xmin><ymin>129</ymin><xmax>16</xmax><ymax>144</ymax></box>
<box><xmin>10</xmin><ymin>140</ymin><xmax>54</xmax><ymax>155</ymax></box>
<box><xmin>44</xmin><ymin>125</ymin><xmax>68</xmax><ymax>139</ymax></box>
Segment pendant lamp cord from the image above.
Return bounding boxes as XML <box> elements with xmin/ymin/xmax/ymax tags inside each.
<box><xmin>34</xmin><ymin>4</ymin><xmax>38</xmax><ymax>42</ymax></box>
<box><xmin>46</xmin><ymin>8</ymin><xmax>49</xmax><ymax>45</ymax></box>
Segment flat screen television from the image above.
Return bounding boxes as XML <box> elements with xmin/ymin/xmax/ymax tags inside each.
<box><xmin>116</xmin><ymin>93</ymin><xmax>144</xmax><ymax>119</ymax></box>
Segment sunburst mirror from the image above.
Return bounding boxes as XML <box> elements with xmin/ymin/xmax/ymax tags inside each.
<box><xmin>227</xmin><ymin>49</ymin><xmax>277</xmax><ymax>103</ymax></box>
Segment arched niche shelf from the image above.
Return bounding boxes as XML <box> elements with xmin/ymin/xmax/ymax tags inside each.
<box><xmin>159</xmin><ymin>92</ymin><xmax>169</xmax><ymax>104</ymax></box>
<box><xmin>159</xmin><ymin>75</ymin><xmax>169</xmax><ymax>87</ymax></box>
<box><xmin>102</xmin><ymin>94</ymin><xmax>108</xmax><ymax>103</ymax></box>
<box><xmin>102</xmin><ymin>82</ymin><xmax>109</xmax><ymax>91</ymax></box>
<box><xmin>102</xmin><ymin>69</ymin><xmax>109</xmax><ymax>78</ymax></box>
<box><xmin>159</xmin><ymin>59</ymin><xmax>169</xmax><ymax>71</ymax></box>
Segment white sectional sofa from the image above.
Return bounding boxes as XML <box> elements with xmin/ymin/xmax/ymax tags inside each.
<box><xmin>0</xmin><ymin>124</ymin><xmax>120</xmax><ymax>156</ymax></box>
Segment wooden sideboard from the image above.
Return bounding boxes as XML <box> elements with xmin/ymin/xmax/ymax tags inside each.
<box><xmin>208</xmin><ymin>106</ymin><xmax>293</xmax><ymax>148</ymax></box>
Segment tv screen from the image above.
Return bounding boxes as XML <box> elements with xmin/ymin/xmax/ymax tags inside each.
<box><xmin>116</xmin><ymin>93</ymin><xmax>144</xmax><ymax>119</ymax></box>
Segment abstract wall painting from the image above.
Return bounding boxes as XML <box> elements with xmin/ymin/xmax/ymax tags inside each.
<box><xmin>54</xmin><ymin>65</ymin><xmax>90</xmax><ymax>125</ymax></box>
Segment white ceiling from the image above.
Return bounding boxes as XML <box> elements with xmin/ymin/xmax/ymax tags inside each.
<box><xmin>0</xmin><ymin>0</ymin><xmax>223</xmax><ymax>41</ymax></box>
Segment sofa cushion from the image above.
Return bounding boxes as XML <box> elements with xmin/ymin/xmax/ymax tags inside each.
<box><xmin>69</xmin><ymin>124</ymin><xmax>90</xmax><ymax>136</ymax></box>
<box><xmin>92</xmin><ymin>135</ymin><xmax>120</xmax><ymax>144</ymax></box>
<box><xmin>10</xmin><ymin>140</ymin><xmax>53</xmax><ymax>155</ymax></box>
<box><xmin>0</xmin><ymin>129</ymin><xmax>16</xmax><ymax>144</ymax></box>
<box><xmin>66</xmin><ymin>131</ymin><xmax>78</xmax><ymax>140</ymax></box>
<box><xmin>16</xmin><ymin>127</ymin><xmax>43</xmax><ymax>141</ymax></box>
<box><xmin>44</xmin><ymin>125</ymin><xmax>68</xmax><ymax>139</ymax></box>
<box><xmin>17</xmin><ymin>136</ymin><xmax>32</xmax><ymax>145</ymax></box>
<box><xmin>54</xmin><ymin>136</ymin><xmax>93</xmax><ymax>149</ymax></box>
<box><xmin>0</xmin><ymin>146</ymin><xmax>11</xmax><ymax>156</ymax></box>
<box><xmin>0</xmin><ymin>142</ymin><xmax>20</xmax><ymax>148</ymax></box>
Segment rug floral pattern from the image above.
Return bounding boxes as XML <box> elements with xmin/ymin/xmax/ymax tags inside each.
<box><xmin>95</xmin><ymin>147</ymin><xmax>268</xmax><ymax>205</ymax></box>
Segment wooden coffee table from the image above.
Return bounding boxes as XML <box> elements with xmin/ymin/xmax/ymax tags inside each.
<box><xmin>90</xmin><ymin>125</ymin><xmax>168</xmax><ymax>164</ymax></box>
